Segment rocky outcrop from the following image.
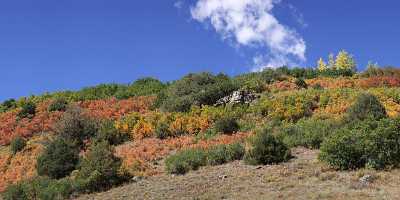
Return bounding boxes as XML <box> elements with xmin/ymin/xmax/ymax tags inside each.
<box><xmin>215</xmin><ymin>90</ymin><xmax>258</xmax><ymax>106</ymax></box>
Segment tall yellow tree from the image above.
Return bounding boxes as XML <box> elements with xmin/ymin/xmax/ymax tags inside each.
<box><xmin>317</xmin><ymin>58</ymin><xmax>327</xmax><ymax>71</ymax></box>
<box><xmin>335</xmin><ymin>50</ymin><xmax>356</xmax><ymax>71</ymax></box>
<box><xmin>328</xmin><ymin>53</ymin><xmax>336</xmax><ymax>69</ymax></box>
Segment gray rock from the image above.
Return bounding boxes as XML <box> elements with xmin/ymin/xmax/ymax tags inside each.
<box><xmin>215</xmin><ymin>90</ymin><xmax>258</xmax><ymax>106</ymax></box>
<box><xmin>359</xmin><ymin>175</ymin><xmax>374</xmax><ymax>185</ymax></box>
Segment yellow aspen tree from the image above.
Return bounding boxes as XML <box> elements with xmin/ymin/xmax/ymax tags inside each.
<box><xmin>317</xmin><ymin>58</ymin><xmax>327</xmax><ymax>71</ymax></box>
<box><xmin>328</xmin><ymin>53</ymin><xmax>336</xmax><ymax>69</ymax></box>
<box><xmin>335</xmin><ymin>50</ymin><xmax>356</xmax><ymax>70</ymax></box>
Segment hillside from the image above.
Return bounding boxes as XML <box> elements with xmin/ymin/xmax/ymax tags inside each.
<box><xmin>2</xmin><ymin>64</ymin><xmax>400</xmax><ymax>199</ymax></box>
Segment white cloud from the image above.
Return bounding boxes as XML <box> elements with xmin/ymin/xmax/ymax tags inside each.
<box><xmin>174</xmin><ymin>1</ymin><xmax>184</xmax><ymax>9</ymax></box>
<box><xmin>190</xmin><ymin>0</ymin><xmax>306</xmax><ymax>71</ymax></box>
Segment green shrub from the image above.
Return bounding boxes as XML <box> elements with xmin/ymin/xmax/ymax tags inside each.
<box><xmin>206</xmin><ymin>145</ymin><xmax>229</xmax><ymax>166</ymax></box>
<box><xmin>10</xmin><ymin>136</ymin><xmax>26</xmax><ymax>155</ymax></box>
<box><xmin>346</xmin><ymin>93</ymin><xmax>387</xmax><ymax>121</ymax></box>
<box><xmin>214</xmin><ymin>117</ymin><xmax>239</xmax><ymax>134</ymax></box>
<box><xmin>244</xmin><ymin>129</ymin><xmax>291</xmax><ymax>165</ymax></box>
<box><xmin>37</xmin><ymin>178</ymin><xmax>73</xmax><ymax>200</ymax></box>
<box><xmin>75</xmin><ymin>141</ymin><xmax>124</xmax><ymax>193</ymax></box>
<box><xmin>54</xmin><ymin>106</ymin><xmax>99</xmax><ymax>147</ymax></box>
<box><xmin>115</xmin><ymin>77</ymin><xmax>166</xmax><ymax>99</ymax></box>
<box><xmin>37</xmin><ymin>138</ymin><xmax>79</xmax><ymax>179</ymax></box>
<box><xmin>207</xmin><ymin>143</ymin><xmax>245</xmax><ymax>165</ymax></box>
<box><xmin>2</xmin><ymin>177</ymin><xmax>73</xmax><ymax>200</ymax></box>
<box><xmin>17</xmin><ymin>102</ymin><xmax>36</xmax><ymax>119</ymax></box>
<box><xmin>318</xmin><ymin>118</ymin><xmax>400</xmax><ymax>170</ymax></box>
<box><xmin>159</xmin><ymin>72</ymin><xmax>238</xmax><ymax>112</ymax></box>
<box><xmin>362</xmin><ymin>118</ymin><xmax>400</xmax><ymax>169</ymax></box>
<box><xmin>194</xmin><ymin>128</ymin><xmax>218</xmax><ymax>142</ymax></box>
<box><xmin>48</xmin><ymin>98</ymin><xmax>68</xmax><ymax>112</ymax></box>
<box><xmin>0</xmin><ymin>98</ymin><xmax>17</xmax><ymax>112</ymax></box>
<box><xmin>226</xmin><ymin>143</ymin><xmax>246</xmax><ymax>161</ymax></box>
<box><xmin>95</xmin><ymin>120</ymin><xmax>129</xmax><ymax>145</ymax></box>
<box><xmin>2</xmin><ymin>182</ymin><xmax>28</xmax><ymax>200</ymax></box>
<box><xmin>155</xmin><ymin>121</ymin><xmax>172</xmax><ymax>139</ymax></box>
<box><xmin>279</xmin><ymin>118</ymin><xmax>338</xmax><ymax>149</ymax></box>
<box><xmin>319</xmin><ymin>129</ymin><xmax>366</xmax><ymax>170</ymax></box>
<box><xmin>295</xmin><ymin>78</ymin><xmax>308</xmax><ymax>89</ymax></box>
<box><xmin>165</xmin><ymin>148</ymin><xmax>207</xmax><ymax>175</ymax></box>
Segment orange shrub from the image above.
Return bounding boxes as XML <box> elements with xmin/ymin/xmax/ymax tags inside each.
<box><xmin>0</xmin><ymin>101</ymin><xmax>62</xmax><ymax>145</ymax></box>
<box><xmin>79</xmin><ymin>96</ymin><xmax>155</xmax><ymax>120</ymax></box>
<box><xmin>0</xmin><ymin>137</ymin><xmax>44</xmax><ymax>192</ymax></box>
<box><xmin>115</xmin><ymin>132</ymin><xmax>251</xmax><ymax>176</ymax></box>
<box><xmin>132</xmin><ymin>119</ymin><xmax>154</xmax><ymax>140</ymax></box>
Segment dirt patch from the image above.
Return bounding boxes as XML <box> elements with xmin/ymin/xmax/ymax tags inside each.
<box><xmin>78</xmin><ymin>148</ymin><xmax>400</xmax><ymax>200</ymax></box>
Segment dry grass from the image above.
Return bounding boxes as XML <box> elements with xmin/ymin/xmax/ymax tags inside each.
<box><xmin>78</xmin><ymin>148</ymin><xmax>400</xmax><ymax>200</ymax></box>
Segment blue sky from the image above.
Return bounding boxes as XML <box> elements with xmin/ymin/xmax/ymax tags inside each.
<box><xmin>1</xmin><ymin>0</ymin><xmax>400</xmax><ymax>101</ymax></box>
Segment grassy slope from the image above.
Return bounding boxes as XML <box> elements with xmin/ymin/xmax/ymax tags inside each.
<box><xmin>79</xmin><ymin>148</ymin><xmax>399</xmax><ymax>200</ymax></box>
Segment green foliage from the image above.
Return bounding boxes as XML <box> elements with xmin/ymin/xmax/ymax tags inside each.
<box><xmin>75</xmin><ymin>140</ymin><xmax>124</xmax><ymax>193</ymax></box>
<box><xmin>48</xmin><ymin>98</ymin><xmax>68</xmax><ymax>112</ymax></box>
<box><xmin>279</xmin><ymin>118</ymin><xmax>338</xmax><ymax>149</ymax></box>
<box><xmin>0</xmin><ymin>98</ymin><xmax>17</xmax><ymax>113</ymax></box>
<box><xmin>17</xmin><ymin>101</ymin><xmax>36</xmax><ymax>119</ymax></box>
<box><xmin>159</xmin><ymin>72</ymin><xmax>239</xmax><ymax>112</ymax></box>
<box><xmin>165</xmin><ymin>148</ymin><xmax>207</xmax><ymax>175</ymax></box>
<box><xmin>10</xmin><ymin>136</ymin><xmax>26</xmax><ymax>155</ymax></box>
<box><xmin>155</xmin><ymin>121</ymin><xmax>172</xmax><ymax>139</ymax></box>
<box><xmin>319</xmin><ymin>129</ymin><xmax>365</xmax><ymax>170</ymax></box>
<box><xmin>95</xmin><ymin>120</ymin><xmax>129</xmax><ymax>145</ymax></box>
<box><xmin>37</xmin><ymin>178</ymin><xmax>73</xmax><ymax>200</ymax></box>
<box><xmin>2</xmin><ymin>177</ymin><xmax>73</xmax><ymax>200</ymax></box>
<box><xmin>37</xmin><ymin>138</ymin><xmax>79</xmax><ymax>179</ymax></box>
<box><xmin>165</xmin><ymin>142</ymin><xmax>245</xmax><ymax>174</ymax></box>
<box><xmin>362</xmin><ymin>118</ymin><xmax>400</xmax><ymax>169</ymax></box>
<box><xmin>2</xmin><ymin>182</ymin><xmax>28</xmax><ymax>200</ymax></box>
<box><xmin>346</xmin><ymin>93</ymin><xmax>387</xmax><ymax>121</ymax></box>
<box><xmin>244</xmin><ymin>129</ymin><xmax>291</xmax><ymax>165</ymax></box>
<box><xmin>295</xmin><ymin>78</ymin><xmax>308</xmax><ymax>89</ymax></box>
<box><xmin>319</xmin><ymin>118</ymin><xmax>400</xmax><ymax>170</ymax></box>
<box><xmin>226</xmin><ymin>142</ymin><xmax>246</xmax><ymax>161</ymax></box>
<box><xmin>206</xmin><ymin>143</ymin><xmax>245</xmax><ymax>166</ymax></box>
<box><xmin>115</xmin><ymin>77</ymin><xmax>166</xmax><ymax>99</ymax></box>
<box><xmin>214</xmin><ymin>117</ymin><xmax>240</xmax><ymax>134</ymax></box>
<box><xmin>54</xmin><ymin>106</ymin><xmax>99</xmax><ymax>147</ymax></box>
<box><xmin>206</xmin><ymin>145</ymin><xmax>229</xmax><ymax>166</ymax></box>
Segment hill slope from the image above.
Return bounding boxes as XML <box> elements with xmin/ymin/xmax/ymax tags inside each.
<box><xmin>2</xmin><ymin>67</ymin><xmax>400</xmax><ymax>199</ymax></box>
<box><xmin>79</xmin><ymin>148</ymin><xmax>399</xmax><ymax>200</ymax></box>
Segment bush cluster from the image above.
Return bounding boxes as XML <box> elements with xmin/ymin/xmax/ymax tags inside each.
<box><xmin>53</xmin><ymin>106</ymin><xmax>99</xmax><ymax>147</ymax></box>
<box><xmin>346</xmin><ymin>93</ymin><xmax>387</xmax><ymax>121</ymax></box>
<box><xmin>165</xmin><ymin>143</ymin><xmax>245</xmax><ymax>175</ymax></box>
<box><xmin>95</xmin><ymin>120</ymin><xmax>129</xmax><ymax>145</ymax></box>
<box><xmin>10</xmin><ymin>136</ymin><xmax>26</xmax><ymax>155</ymax></box>
<box><xmin>17</xmin><ymin>102</ymin><xmax>36</xmax><ymax>119</ymax></box>
<box><xmin>213</xmin><ymin>117</ymin><xmax>240</xmax><ymax>134</ymax></box>
<box><xmin>75</xmin><ymin>140</ymin><xmax>125</xmax><ymax>193</ymax></box>
<box><xmin>2</xmin><ymin>177</ymin><xmax>73</xmax><ymax>200</ymax></box>
<box><xmin>279</xmin><ymin>118</ymin><xmax>338</xmax><ymax>149</ymax></box>
<box><xmin>319</xmin><ymin>118</ymin><xmax>400</xmax><ymax>170</ymax></box>
<box><xmin>244</xmin><ymin>129</ymin><xmax>292</xmax><ymax>165</ymax></box>
<box><xmin>48</xmin><ymin>98</ymin><xmax>69</xmax><ymax>112</ymax></box>
<box><xmin>37</xmin><ymin>138</ymin><xmax>79</xmax><ymax>179</ymax></box>
<box><xmin>159</xmin><ymin>72</ymin><xmax>239</xmax><ymax>112</ymax></box>
<box><xmin>206</xmin><ymin>143</ymin><xmax>245</xmax><ymax>166</ymax></box>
